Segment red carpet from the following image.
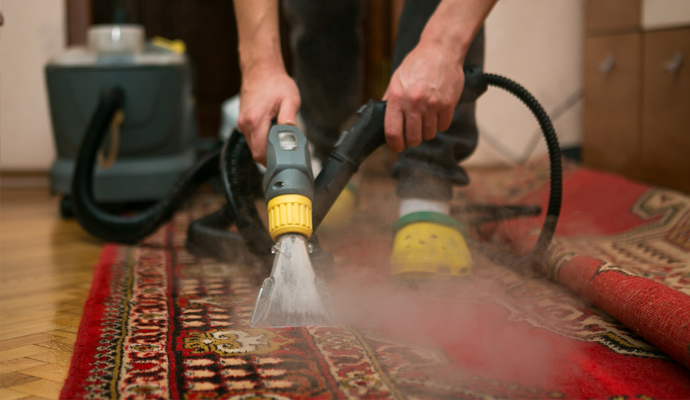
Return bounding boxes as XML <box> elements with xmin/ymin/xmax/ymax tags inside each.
<box><xmin>62</xmin><ymin>162</ymin><xmax>690</xmax><ymax>399</ymax></box>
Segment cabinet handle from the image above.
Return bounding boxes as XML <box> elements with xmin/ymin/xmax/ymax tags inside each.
<box><xmin>599</xmin><ymin>54</ymin><xmax>615</xmax><ymax>73</ymax></box>
<box><xmin>664</xmin><ymin>51</ymin><xmax>683</xmax><ymax>73</ymax></box>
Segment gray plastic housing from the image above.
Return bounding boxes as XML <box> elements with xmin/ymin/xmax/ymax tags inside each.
<box><xmin>45</xmin><ymin>57</ymin><xmax>197</xmax><ymax>203</ymax></box>
<box><xmin>263</xmin><ymin>125</ymin><xmax>314</xmax><ymax>202</ymax></box>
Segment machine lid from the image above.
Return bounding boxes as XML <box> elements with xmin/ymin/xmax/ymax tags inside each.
<box><xmin>47</xmin><ymin>46</ymin><xmax>187</xmax><ymax>67</ymax></box>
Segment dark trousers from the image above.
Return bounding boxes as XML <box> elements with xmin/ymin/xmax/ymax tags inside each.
<box><xmin>283</xmin><ymin>0</ymin><xmax>484</xmax><ymax>201</ymax></box>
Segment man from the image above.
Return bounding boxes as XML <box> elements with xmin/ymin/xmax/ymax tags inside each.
<box><xmin>232</xmin><ymin>0</ymin><xmax>497</xmax><ymax>278</ymax></box>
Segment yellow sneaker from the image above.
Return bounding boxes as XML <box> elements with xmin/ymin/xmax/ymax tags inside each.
<box><xmin>390</xmin><ymin>211</ymin><xmax>472</xmax><ymax>280</ymax></box>
<box><xmin>320</xmin><ymin>183</ymin><xmax>358</xmax><ymax>230</ymax></box>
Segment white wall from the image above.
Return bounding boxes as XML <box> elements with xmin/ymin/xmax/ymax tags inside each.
<box><xmin>643</xmin><ymin>0</ymin><xmax>690</xmax><ymax>30</ymax></box>
<box><xmin>468</xmin><ymin>0</ymin><xmax>584</xmax><ymax>167</ymax></box>
<box><xmin>0</xmin><ymin>0</ymin><xmax>65</xmax><ymax>171</ymax></box>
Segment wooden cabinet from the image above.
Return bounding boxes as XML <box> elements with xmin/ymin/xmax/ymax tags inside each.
<box><xmin>583</xmin><ymin>33</ymin><xmax>642</xmax><ymax>176</ymax></box>
<box><xmin>640</xmin><ymin>29</ymin><xmax>690</xmax><ymax>191</ymax></box>
<box><xmin>583</xmin><ymin>1</ymin><xmax>690</xmax><ymax>193</ymax></box>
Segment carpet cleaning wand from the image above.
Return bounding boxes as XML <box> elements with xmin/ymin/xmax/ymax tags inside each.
<box><xmin>250</xmin><ymin>125</ymin><xmax>337</xmax><ymax>327</ymax></box>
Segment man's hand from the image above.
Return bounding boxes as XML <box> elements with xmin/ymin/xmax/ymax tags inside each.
<box><xmin>384</xmin><ymin>43</ymin><xmax>465</xmax><ymax>153</ymax></box>
<box><xmin>233</xmin><ymin>0</ymin><xmax>298</xmax><ymax>165</ymax></box>
<box><xmin>238</xmin><ymin>65</ymin><xmax>301</xmax><ymax>165</ymax></box>
<box><xmin>383</xmin><ymin>0</ymin><xmax>496</xmax><ymax>153</ymax></box>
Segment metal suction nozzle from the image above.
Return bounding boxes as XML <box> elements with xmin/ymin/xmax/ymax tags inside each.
<box><xmin>250</xmin><ymin>234</ymin><xmax>337</xmax><ymax>328</ymax></box>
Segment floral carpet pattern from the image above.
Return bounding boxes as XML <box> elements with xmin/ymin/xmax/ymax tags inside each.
<box><xmin>62</xmin><ymin>162</ymin><xmax>690</xmax><ymax>399</ymax></box>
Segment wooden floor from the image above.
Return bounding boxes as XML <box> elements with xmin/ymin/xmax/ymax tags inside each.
<box><xmin>0</xmin><ymin>189</ymin><xmax>102</xmax><ymax>399</ymax></box>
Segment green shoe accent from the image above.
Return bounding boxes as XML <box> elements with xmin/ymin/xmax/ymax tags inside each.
<box><xmin>392</xmin><ymin>211</ymin><xmax>466</xmax><ymax>235</ymax></box>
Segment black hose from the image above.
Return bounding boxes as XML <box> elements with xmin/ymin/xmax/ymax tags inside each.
<box><xmin>71</xmin><ymin>86</ymin><xmax>221</xmax><ymax>244</ymax></box>
<box><xmin>185</xmin><ymin>204</ymin><xmax>253</xmax><ymax>263</ymax></box>
<box><xmin>184</xmin><ymin>133</ymin><xmax>273</xmax><ymax>268</ymax></box>
<box><xmin>219</xmin><ymin>131</ymin><xmax>273</xmax><ymax>256</ymax></box>
<box><xmin>482</xmin><ymin>74</ymin><xmax>563</xmax><ymax>272</ymax></box>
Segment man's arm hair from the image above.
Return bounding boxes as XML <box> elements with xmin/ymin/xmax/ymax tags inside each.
<box><xmin>233</xmin><ymin>0</ymin><xmax>286</xmax><ymax>74</ymax></box>
<box><xmin>419</xmin><ymin>0</ymin><xmax>497</xmax><ymax>64</ymax></box>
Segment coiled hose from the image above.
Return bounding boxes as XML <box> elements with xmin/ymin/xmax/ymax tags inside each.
<box><xmin>184</xmin><ymin>132</ymin><xmax>275</xmax><ymax>270</ymax></box>
<box><xmin>219</xmin><ymin>131</ymin><xmax>273</xmax><ymax>256</ymax></box>
<box><xmin>71</xmin><ymin>87</ymin><xmax>221</xmax><ymax>244</ymax></box>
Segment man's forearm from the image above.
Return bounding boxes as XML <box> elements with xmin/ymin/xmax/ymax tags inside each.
<box><xmin>233</xmin><ymin>0</ymin><xmax>285</xmax><ymax>73</ymax></box>
<box><xmin>419</xmin><ymin>0</ymin><xmax>497</xmax><ymax>64</ymax></box>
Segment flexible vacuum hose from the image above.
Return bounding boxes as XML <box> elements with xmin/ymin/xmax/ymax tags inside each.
<box><xmin>185</xmin><ymin>204</ymin><xmax>246</xmax><ymax>261</ymax></box>
<box><xmin>219</xmin><ymin>131</ymin><xmax>273</xmax><ymax>255</ymax></box>
<box><xmin>71</xmin><ymin>87</ymin><xmax>221</xmax><ymax>244</ymax></box>
<box><xmin>483</xmin><ymin>73</ymin><xmax>562</xmax><ymax>271</ymax></box>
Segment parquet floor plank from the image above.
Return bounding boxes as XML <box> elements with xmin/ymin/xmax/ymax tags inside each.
<box><xmin>0</xmin><ymin>387</ymin><xmax>35</xmax><ymax>400</ymax></box>
<box><xmin>19</xmin><ymin>363</ymin><xmax>69</xmax><ymax>384</ymax></box>
<box><xmin>26</xmin><ymin>350</ymin><xmax>72</xmax><ymax>367</ymax></box>
<box><xmin>34</xmin><ymin>339</ymin><xmax>74</xmax><ymax>354</ymax></box>
<box><xmin>0</xmin><ymin>371</ymin><xmax>41</xmax><ymax>388</ymax></box>
<box><xmin>0</xmin><ymin>358</ymin><xmax>47</xmax><ymax>375</ymax></box>
<box><xmin>7</xmin><ymin>378</ymin><xmax>63</xmax><ymax>399</ymax></box>
<box><xmin>46</xmin><ymin>330</ymin><xmax>77</xmax><ymax>342</ymax></box>
<box><xmin>0</xmin><ymin>345</ymin><xmax>52</xmax><ymax>363</ymax></box>
<box><xmin>0</xmin><ymin>333</ymin><xmax>55</xmax><ymax>350</ymax></box>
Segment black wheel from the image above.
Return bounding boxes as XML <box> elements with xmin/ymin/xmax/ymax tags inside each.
<box><xmin>60</xmin><ymin>195</ymin><xmax>73</xmax><ymax>218</ymax></box>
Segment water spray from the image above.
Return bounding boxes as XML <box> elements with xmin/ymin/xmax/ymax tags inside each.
<box><xmin>250</xmin><ymin>125</ymin><xmax>337</xmax><ymax>327</ymax></box>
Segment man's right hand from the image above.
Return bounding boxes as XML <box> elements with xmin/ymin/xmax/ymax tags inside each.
<box><xmin>238</xmin><ymin>65</ymin><xmax>301</xmax><ymax>165</ymax></box>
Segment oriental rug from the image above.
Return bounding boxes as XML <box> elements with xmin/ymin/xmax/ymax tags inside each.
<box><xmin>62</xmin><ymin>161</ymin><xmax>690</xmax><ymax>399</ymax></box>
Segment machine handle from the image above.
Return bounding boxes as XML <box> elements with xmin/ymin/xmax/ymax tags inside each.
<box><xmin>325</xmin><ymin>66</ymin><xmax>487</xmax><ymax>172</ymax></box>
<box><xmin>263</xmin><ymin>124</ymin><xmax>314</xmax><ymax>201</ymax></box>
<box><xmin>313</xmin><ymin>67</ymin><xmax>487</xmax><ymax>229</ymax></box>
<box><xmin>459</xmin><ymin>66</ymin><xmax>488</xmax><ymax>103</ymax></box>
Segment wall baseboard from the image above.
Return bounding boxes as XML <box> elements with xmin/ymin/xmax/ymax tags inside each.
<box><xmin>1</xmin><ymin>171</ymin><xmax>50</xmax><ymax>189</ymax></box>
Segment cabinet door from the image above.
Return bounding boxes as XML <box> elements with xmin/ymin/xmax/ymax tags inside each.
<box><xmin>583</xmin><ymin>33</ymin><xmax>643</xmax><ymax>176</ymax></box>
<box><xmin>640</xmin><ymin>28</ymin><xmax>690</xmax><ymax>193</ymax></box>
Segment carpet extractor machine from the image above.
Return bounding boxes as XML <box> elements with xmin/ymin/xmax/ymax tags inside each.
<box><xmin>46</xmin><ymin>24</ymin><xmax>198</xmax><ymax>216</ymax></box>
<box><xmin>66</xmin><ymin>63</ymin><xmax>563</xmax><ymax>328</ymax></box>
